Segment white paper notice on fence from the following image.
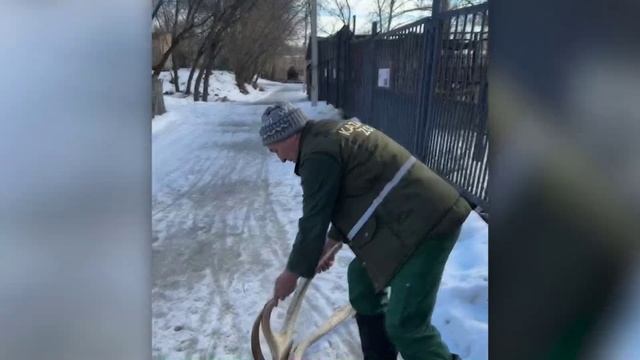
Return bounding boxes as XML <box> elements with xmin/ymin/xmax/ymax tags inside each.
<box><xmin>378</xmin><ymin>68</ymin><xmax>390</xmax><ymax>88</ymax></box>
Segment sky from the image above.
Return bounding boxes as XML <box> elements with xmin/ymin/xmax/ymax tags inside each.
<box><xmin>315</xmin><ymin>0</ymin><xmax>484</xmax><ymax>36</ymax></box>
<box><xmin>317</xmin><ymin>0</ymin><xmax>433</xmax><ymax>36</ymax></box>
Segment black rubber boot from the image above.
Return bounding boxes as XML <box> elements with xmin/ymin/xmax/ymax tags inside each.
<box><xmin>355</xmin><ymin>313</ymin><xmax>398</xmax><ymax>360</ymax></box>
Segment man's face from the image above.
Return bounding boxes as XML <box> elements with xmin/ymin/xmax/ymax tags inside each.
<box><xmin>267</xmin><ymin>135</ymin><xmax>299</xmax><ymax>163</ymax></box>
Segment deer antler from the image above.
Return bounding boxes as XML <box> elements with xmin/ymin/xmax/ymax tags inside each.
<box><xmin>290</xmin><ymin>304</ymin><xmax>356</xmax><ymax>360</ymax></box>
<box><xmin>250</xmin><ymin>243</ymin><xmax>353</xmax><ymax>360</ymax></box>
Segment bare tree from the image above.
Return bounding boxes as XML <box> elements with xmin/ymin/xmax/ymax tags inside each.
<box><xmin>192</xmin><ymin>0</ymin><xmax>258</xmax><ymax>101</ymax></box>
<box><xmin>180</xmin><ymin>20</ymin><xmax>216</xmax><ymax>95</ymax></box>
<box><xmin>184</xmin><ymin>41</ymin><xmax>206</xmax><ymax>95</ymax></box>
<box><xmin>372</xmin><ymin>0</ymin><xmax>385</xmax><ymax>31</ymax></box>
<box><xmin>168</xmin><ymin>41</ymin><xmax>194</xmax><ymax>93</ymax></box>
<box><xmin>320</xmin><ymin>0</ymin><xmax>353</xmax><ymax>28</ymax></box>
<box><xmin>449</xmin><ymin>0</ymin><xmax>482</xmax><ymax>10</ymax></box>
<box><xmin>319</xmin><ymin>22</ymin><xmax>341</xmax><ymax>36</ymax></box>
<box><xmin>152</xmin><ymin>76</ymin><xmax>166</xmax><ymax>116</ymax></box>
<box><xmin>152</xmin><ymin>0</ymin><xmax>219</xmax><ymax>77</ymax></box>
<box><xmin>303</xmin><ymin>0</ymin><xmax>310</xmax><ymax>48</ymax></box>
<box><xmin>223</xmin><ymin>0</ymin><xmax>305</xmax><ymax>94</ymax></box>
<box><xmin>152</xmin><ymin>0</ymin><xmax>165</xmax><ymax>19</ymax></box>
<box><xmin>371</xmin><ymin>0</ymin><xmax>416</xmax><ymax>32</ymax></box>
<box><xmin>152</xmin><ymin>0</ymin><xmax>221</xmax><ymax>115</ymax></box>
<box><xmin>369</xmin><ymin>0</ymin><xmax>481</xmax><ymax>32</ymax></box>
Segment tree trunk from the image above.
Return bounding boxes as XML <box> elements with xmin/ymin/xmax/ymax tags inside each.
<box><xmin>193</xmin><ymin>66</ymin><xmax>205</xmax><ymax>101</ymax></box>
<box><xmin>303</xmin><ymin>1</ymin><xmax>309</xmax><ymax>49</ymax></box>
<box><xmin>248</xmin><ymin>64</ymin><xmax>259</xmax><ymax>89</ymax></box>
<box><xmin>152</xmin><ymin>36</ymin><xmax>182</xmax><ymax>77</ymax></box>
<box><xmin>200</xmin><ymin>42</ymin><xmax>221</xmax><ymax>102</ymax></box>
<box><xmin>185</xmin><ymin>48</ymin><xmax>205</xmax><ymax>95</ymax></box>
<box><xmin>234</xmin><ymin>65</ymin><xmax>247</xmax><ymax>94</ymax></box>
<box><xmin>203</xmin><ymin>65</ymin><xmax>212</xmax><ymax>102</ymax></box>
<box><xmin>386</xmin><ymin>0</ymin><xmax>396</xmax><ymax>32</ymax></box>
<box><xmin>172</xmin><ymin>63</ymin><xmax>180</xmax><ymax>93</ymax></box>
<box><xmin>152</xmin><ymin>75</ymin><xmax>166</xmax><ymax>117</ymax></box>
<box><xmin>441</xmin><ymin>0</ymin><xmax>450</xmax><ymax>12</ymax></box>
<box><xmin>236</xmin><ymin>79</ymin><xmax>248</xmax><ymax>94</ymax></box>
<box><xmin>202</xmin><ymin>52</ymin><xmax>213</xmax><ymax>102</ymax></box>
<box><xmin>194</xmin><ymin>40</ymin><xmax>219</xmax><ymax>102</ymax></box>
<box><xmin>202</xmin><ymin>46</ymin><xmax>220</xmax><ymax>102</ymax></box>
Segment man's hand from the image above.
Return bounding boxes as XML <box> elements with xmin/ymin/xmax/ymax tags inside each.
<box><xmin>316</xmin><ymin>238</ymin><xmax>342</xmax><ymax>273</ymax></box>
<box><xmin>273</xmin><ymin>269</ymin><xmax>300</xmax><ymax>306</ymax></box>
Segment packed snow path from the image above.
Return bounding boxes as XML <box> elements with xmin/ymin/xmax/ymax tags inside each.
<box><xmin>152</xmin><ymin>80</ymin><xmax>488</xmax><ymax>360</ymax></box>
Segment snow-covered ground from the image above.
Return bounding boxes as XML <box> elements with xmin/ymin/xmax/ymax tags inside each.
<box><xmin>152</xmin><ymin>73</ymin><xmax>488</xmax><ymax>360</ymax></box>
<box><xmin>158</xmin><ymin>68</ymin><xmax>287</xmax><ymax>103</ymax></box>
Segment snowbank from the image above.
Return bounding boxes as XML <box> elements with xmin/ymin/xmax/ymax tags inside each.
<box><xmin>158</xmin><ymin>68</ymin><xmax>279</xmax><ymax>103</ymax></box>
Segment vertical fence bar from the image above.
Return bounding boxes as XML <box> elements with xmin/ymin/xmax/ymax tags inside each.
<box><xmin>439</xmin><ymin>13</ymin><xmax>459</xmax><ymax>176</ymax></box>
<box><xmin>471</xmin><ymin>8</ymin><xmax>489</xmax><ymax>204</ymax></box>
<box><xmin>446</xmin><ymin>13</ymin><xmax>470</xmax><ymax>185</ymax></box>
<box><xmin>413</xmin><ymin>23</ymin><xmax>427</xmax><ymax>158</ymax></box>
<box><xmin>422</xmin><ymin>0</ymin><xmax>443</xmax><ymax>169</ymax></box>
<box><xmin>448</xmin><ymin>12</ymin><xmax>467</xmax><ymax>179</ymax></box>
<box><xmin>428</xmin><ymin>14</ymin><xmax>447</xmax><ymax>173</ymax></box>
<box><xmin>441</xmin><ymin>13</ymin><xmax>457</xmax><ymax>178</ymax></box>
<box><xmin>460</xmin><ymin>10</ymin><xmax>482</xmax><ymax>194</ymax></box>
<box><xmin>369</xmin><ymin>25</ymin><xmax>378</xmax><ymax>128</ymax></box>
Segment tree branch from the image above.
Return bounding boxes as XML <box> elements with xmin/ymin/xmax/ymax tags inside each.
<box><xmin>152</xmin><ymin>0</ymin><xmax>165</xmax><ymax>19</ymax></box>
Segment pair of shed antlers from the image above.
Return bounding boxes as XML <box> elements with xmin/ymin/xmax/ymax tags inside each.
<box><xmin>250</xmin><ymin>244</ymin><xmax>356</xmax><ymax>360</ymax></box>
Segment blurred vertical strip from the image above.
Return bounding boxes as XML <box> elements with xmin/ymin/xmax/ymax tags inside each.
<box><xmin>490</xmin><ymin>0</ymin><xmax>640</xmax><ymax>359</ymax></box>
<box><xmin>0</xmin><ymin>1</ymin><xmax>150</xmax><ymax>359</ymax></box>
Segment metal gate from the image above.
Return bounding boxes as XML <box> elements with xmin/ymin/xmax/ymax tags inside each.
<box><xmin>309</xmin><ymin>3</ymin><xmax>489</xmax><ymax>212</ymax></box>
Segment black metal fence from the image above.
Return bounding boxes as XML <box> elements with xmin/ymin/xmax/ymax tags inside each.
<box><xmin>308</xmin><ymin>2</ymin><xmax>489</xmax><ymax>212</ymax></box>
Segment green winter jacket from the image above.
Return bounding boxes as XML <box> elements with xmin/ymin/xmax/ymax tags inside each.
<box><xmin>289</xmin><ymin>118</ymin><xmax>471</xmax><ymax>292</ymax></box>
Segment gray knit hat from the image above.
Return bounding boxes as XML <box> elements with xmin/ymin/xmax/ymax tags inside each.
<box><xmin>260</xmin><ymin>102</ymin><xmax>308</xmax><ymax>145</ymax></box>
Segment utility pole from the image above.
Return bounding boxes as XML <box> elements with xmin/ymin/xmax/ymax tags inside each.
<box><xmin>310</xmin><ymin>0</ymin><xmax>318</xmax><ymax>106</ymax></box>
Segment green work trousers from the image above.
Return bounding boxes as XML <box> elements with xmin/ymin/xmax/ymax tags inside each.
<box><xmin>348</xmin><ymin>228</ymin><xmax>460</xmax><ymax>360</ymax></box>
